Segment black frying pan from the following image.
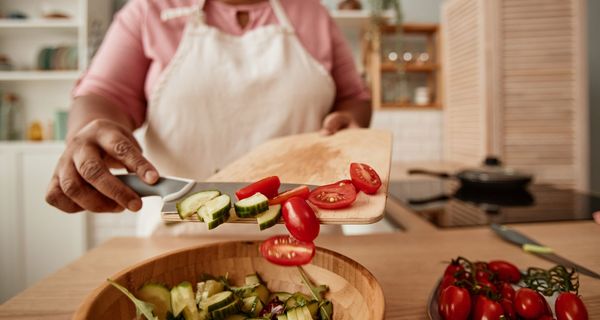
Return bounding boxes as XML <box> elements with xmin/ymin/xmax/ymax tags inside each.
<box><xmin>408</xmin><ymin>157</ymin><xmax>533</xmax><ymax>191</ymax></box>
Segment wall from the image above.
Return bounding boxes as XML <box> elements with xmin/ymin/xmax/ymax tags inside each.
<box><xmin>589</xmin><ymin>0</ymin><xmax>600</xmax><ymax>194</ymax></box>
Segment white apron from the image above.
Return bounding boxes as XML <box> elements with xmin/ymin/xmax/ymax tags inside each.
<box><xmin>136</xmin><ymin>0</ymin><xmax>338</xmax><ymax>236</ymax></box>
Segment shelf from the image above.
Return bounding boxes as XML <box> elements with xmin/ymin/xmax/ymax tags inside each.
<box><xmin>0</xmin><ymin>71</ymin><xmax>81</xmax><ymax>81</ymax></box>
<box><xmin>381</xmin><ymin>63</ymin><xmax>438</xmax><ymax>73</ymax></box>
<box><xmin>330</xmin><ymin>10</ymin><xmax>394</xmax><ymax>28</ymax></box>
<box><xmin>0</xmin><ymin>19</ymin><xmax>80</xmax><ymax>28</ymax></box>
<box><xmin>381</xmin><ymin>23</ymin><xmax>439</xmax><ymax>34</ymax></box>
<box><xmin>380</xmin><ymin>102</ymin><xmax>442</xmax><ymax>109</ymax></box>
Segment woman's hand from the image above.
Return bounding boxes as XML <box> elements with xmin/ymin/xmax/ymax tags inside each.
<box><xmin>46</xmin><ymin>119</ymin><xmax>159</xmax><ymax>213</ymax></box>
<box><xmin>320</xmin><ymin>99</ymin><xmax>372</xmax><ymax>135</ymax></box>
<box><xmin>320</xmin><ymin>111</ymin><xmax>361</xmax><ymax>135</ymax></box>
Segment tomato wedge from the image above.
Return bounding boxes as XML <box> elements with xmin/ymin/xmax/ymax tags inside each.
<box><xmin>282</xmin><ymin>197</ymin><xmax>320</xmax><ymax>242</ymax></box>
<box><xmin>235</xmin><ymin>176</ymin><xmax>281</xmax><ymax>200</ymax></box>
<box><xmin>268</xmin><ymin>185</ymin><xmax>310</xmax><ymax>205</ymax></box>
<box><xmin>259</xmin><ymin>235</ymin><xmax>315</xmax><ymax>266</ymax></box>
<box><xmin>350</xmin><ymin>163</ymin><xmax>382</xmax><ymax>194</ymax></box>
<box><xmin>308</xmin><ymin>180</ymin><xmax>357</xmax><ymax>209</ymax></box>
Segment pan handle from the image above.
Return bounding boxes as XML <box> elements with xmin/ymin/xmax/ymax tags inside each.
<box><xmin>407</xmin><ymin>169</ymin><xmax>452</xmax><ymax>179</ymax></box>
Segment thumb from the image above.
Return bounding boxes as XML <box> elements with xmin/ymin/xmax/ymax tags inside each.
<box><xmin>320</xmin><ymin>112</ymin><xmax>351</xmax><ymax>136</ymax></box>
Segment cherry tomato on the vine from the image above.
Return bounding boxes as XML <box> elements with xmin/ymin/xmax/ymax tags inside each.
<box><xmin>514</xmin><ymin>288</ymin><xmax>546</xmax><ymax>319</ymax></box>
<box><xmin>438</xmin><ymin>285</ymin><xmax>471</xmax><ymax>320</ymax></box>
<box><xmin>488</xmin><ymin>260</ymin><xmax>521</xmax><ymax>283</ymax></box>
<box><xmin>555</xmin><ymin>292</ymin><xmax>589</xmax><ymax>320</ymax></box>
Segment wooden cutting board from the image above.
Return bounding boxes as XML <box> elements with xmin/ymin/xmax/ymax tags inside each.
<box><xmin>164</xmin><ymin>129</ymin><xmax>392</xmax><ymax>224</ymax></box>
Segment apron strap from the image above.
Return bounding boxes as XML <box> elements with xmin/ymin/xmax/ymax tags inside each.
<box><xmin>269</xmin><ymin>0</ymin><xmax>295</xmax><ymax>33</ymax></box>
<box><xmin>161</xmin><ymin>5</ymin><xmax>202</xmax><ymax>21</ymax></box>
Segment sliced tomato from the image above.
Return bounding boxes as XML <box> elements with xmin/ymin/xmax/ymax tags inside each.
<box><xmin>259</xmin><ymin>235</ymin><xmax>315</xmax><ymax>266</ymax></box>
<box><xmin>236</xmin><ymin>176</ymin><xmax>281</xmax><ymax>200</ymax></box>
<box><xmin>308</xmin><ymin>180</ymin><xmax>357</xmax><ymax>209</ymax></box>
<box><xmin>282</xmin><ymin>197</ymin><xmax>320</xmax><ymax>242</ymax></box>
<box><xmin>350</xmin><ymin>163</ymin><xmax>382</xmax><ymax>194</ymax></box>
<box><xmin>268</xmin><ymin>185</ymin><xmax>310</xmax><ymax>206</ymax></box>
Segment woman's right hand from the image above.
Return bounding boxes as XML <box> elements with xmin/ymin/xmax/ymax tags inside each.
<box><xmin>46</xmin><ymin>119</ymin><xmax>159</xmax><ymax>213</ymax></box>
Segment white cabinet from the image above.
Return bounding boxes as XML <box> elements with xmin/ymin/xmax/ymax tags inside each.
<box><xmin>0</xmin><ymin>143</ymin><xmax>87</xmax><ymax>303</ymax></box>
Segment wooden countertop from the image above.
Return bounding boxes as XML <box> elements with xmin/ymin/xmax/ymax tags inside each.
<box><xmin>1</xmin><ymin>219</ymin><xmax>599</xmax><ymax>319</ymax></box>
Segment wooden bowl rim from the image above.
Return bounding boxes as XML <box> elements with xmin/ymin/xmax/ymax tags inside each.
<box><xmin>73</xmin><ymin>240</ymin><xmax>385</xmax><ymax>320</ymax></box>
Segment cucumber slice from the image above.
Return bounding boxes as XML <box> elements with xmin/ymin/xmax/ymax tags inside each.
<box><xmin>200</xmin><ymin>280</ymin><xmax>225</xmax><ymax>302</ymax></box>
<box><xmin>138</xmin><ymin>283</ymin><xmax>172</xmax><ymax>320</ymax></box>
<box><xmin>286</xmin><ymin>308</ymin><xmax>300</xmax><ymax>320</ymax></box>
<box><xmin>256</xmin><ymin>205</ymin><xmax>281</xmax><ymax>230</ymax></box>
<box><xmin>202</xmin><ymin>291</ymin><xmax>235</xmax><ymax>312</ymax></box>
<box><xmin>240</xmin><ymin>296</ymin><xmax>263</xmax><ymax>317</ymax></box>
<box><xmin>202</xmin><ymin>194</ymin><xmax>231</xmax><ymax>220</ymax></box>
<box><xmin>170</xmin><ymin>282</ymin><xmax>198</xmax><ymax>319</ymax></box>
<box><xmin>276</xmin><ymin>315</ymin><xmax>288</xmax><ymax>320</ymax></box>
<box><xmin>234</xmin><ymin>193</ymin><xmax>269</xmax><ymax>218</ymax></box>
<box><xmin>231</xmin><ymin>283</ymin><xmax>260</xmax><ymax>298</ymax></box>
<box><xmin>210</xmin><ymin>297</ymin><xmax>240</xmax><ymax>320</ymax></box>
<box><xmin>198</xmin><ymin>207</ymin><xmax>231</xmax><ymax>230</ymax></box>
<box><xmin>244</xmin><ymin>273</ymin><xmax>262</xmax><ymax>286</ymax></box>
<box><xmin>195</xmin><ymin>282</ymin><xmax>206</xmax><ymax>305</ymax></box>
<box><xmin>306</xmin><ymin>301</ymin><xmax>318</xmax><ymax>318</ymax></box>
<box><xmin>300</xmin><ymin>306</ymin><xmax>312</xmax><ymax>320</ymax></box>
<box><xmin>176</xmin><ymin>191</ymin><xmax>220</xmax><ymax>219</ymax></box>
<box><xmin>269</xmin><ymin>292</ymin><xmax>292</xmax><ymax>303</ymax></box>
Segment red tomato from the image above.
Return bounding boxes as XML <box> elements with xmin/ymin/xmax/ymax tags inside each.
<box><xmin>476</xmin><ymin>269</ymin><xmax>493</xmax><ymax>282</ymax></box>
<box><xmin>477</xmin><ymin>278</ymin><xmax>497</xmax><ymax>294</ymax></box>
<box><xmin>439</xmin><ymin>274</ymin><xmax>457</xmax><ymax>297</ymax></box>
<box><xmin>499</xmin><ymin>282</ymin><xmax>516</xmax><ymax>301</ymax></box>
<box><xmin>308</xmin><ymin>180</ymin><xmax>357</xmax><ymax>209</ymax></box>
<box><xmin>555</xmin><ymin>292</ymin><xmax>589</xmax><ymax>320</ymax></box>
<box><xmin>537</xmin><ymin>316</ymin><xmax>554</xmax><ymax>320</ymax></box>
<box><xmin>268</xmin><ymin>186</ymin><xmax>310</xmax><ymax>205</ymax></box>
<box><xmin>501</xmin><ymin>298</ymin><xmax>516</xmax><ymax>320</ymax></box>
<box><xmin>350</xmin><ymin>163</ymin><xmax>382</xmax><ymax>194</ymax></box>
<box><xmin>488</xmin><ymin>260</ymin><xmax>521</xmax><ymax>283</ymax></box>
<box><xmin>236</xmin><ymin>176</ymin><xmax>281</xmax><ymax>200</ymax></box>
<box><xmin>282</xmin><ymin>197</ymin><xmax>320</xmax><ymax>242</ymax></box>
<box><xmin>438</xmin><ymin>285</ymin><xmax>471</xmax><ymax>320</ymax></box>
<box><xmin>514</xmin><ymin>288</ymin><xmax>546</xmax><ymax>319</ymax></box>
<box><xmin>444</xmin><ymin>262</ymin><xmax>465</xmax><ymax>277</ymax></box>
<box><xmin>260</xmin><ymin>235</ymin><xmax>315</xmax><ymax>266</ymax></box>
<box><xmin>472</xmin><ymin>296</ymin><xmax>504</xmax><ymax>320</ymax></box>
<box><xmin>474</xmin><ymin>261</ymin><xmax>489</xmax><ymax>271</ymax></box>
<box><xmin>540</xmin><ymin>293</ymin><xmax>553</xmax><ymax>316</ymax></box>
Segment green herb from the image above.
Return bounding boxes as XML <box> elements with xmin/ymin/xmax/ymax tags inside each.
<box><xmin>297</xmin><ymin>267</ymin><xmax>332</xmax><ymax>320</ymax></box>
<box><xmin>107</xmin><ymin>279</ymin><xmax>158</xmax><ymax>320</ymax></box>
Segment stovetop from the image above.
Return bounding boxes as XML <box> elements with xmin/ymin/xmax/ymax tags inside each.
<box><xmin>388</xmin><ymin>180</ymin><xmax>600</xmax><ymax>228</ymax></box>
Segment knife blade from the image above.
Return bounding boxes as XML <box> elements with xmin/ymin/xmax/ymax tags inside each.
<box><xmin>116</xmin><ymin>173</ymin><xmax>316</xmax><ymax>215</ymax></box>
<box><xmin>490</xmin><ymin>224</ymin><xmax>600</xmax><ymax>279</ymax></box>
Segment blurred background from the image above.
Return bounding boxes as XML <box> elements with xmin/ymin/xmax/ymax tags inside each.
<box><xmin>0</xmin><ymin>0</ymin><xmax>598</xmax><ymax>304</ymax></box>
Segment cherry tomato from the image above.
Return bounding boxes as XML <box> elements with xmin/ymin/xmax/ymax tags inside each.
<box><xmin>444</xmin><ymin>261</ymin><xmax>465</xmax><ymax>277</ymax></box>
<box><xmin>476</xmin><ymin>269</ymin><xmax>493</xmax><ymax>282</ymax></box>
<box><xmin>236</xmin><ymin>176</ymin><xmax>281</xmax><ymax>200</ymax></box>
<box><xmin>514</xmin><ymin>288</ymin><xmax>546</xmax><ymax>319</ymax></box>
<box><xmin>501</xmin><ymin>298</ymin><xmax>516</xmax><ymax>320</ymax></box>
<box><xmin>308</xmin><ymin>180</ymin><xmax>357</xmax><ymax>209</ymax></box>
<box><xmin>472</xmin><ymin>295</ymin><xmax>504</xmax><ymax>320</ymax></box>
<box><xmin>488</xmin><ymin>260</ymin><xmax>521</xmax><ymax>283</ymax></box>
<box><xmin>282</xmin><ymin>197</ymin><xmax>320</xmax><ymax>242</ymax></box>
<box><xmin>477</xmin><ymin>278</ymin><xmax>497</xmax><ymax>294</ymax></box>
<box><xmin>259</xmin><ymin>235</ymin><xmax>315</xmax><ymax>266</ymax></box>
<box><xmin>555</xmin><ymin>292</ymin><xmax>589</xmax><ymax>320</ymax></box>
<box><xmin>439</xmin><ymin>274</ymin><xmax>457</xmax><ymax>297</ymax></box>
<box><xmin>540</xmin><ymin>292</ymin><xmax>553</xmax><ymax>316</ymax></box>
<box><xmin>268</xmin><ymin>186</ymin><xmax>310</xmax><ymax>205</ymax></box>
<box><xmin>349</xmin><ymin>163</ymin><xmax>382</xmax><ymax>194</ymax></box>
<box><xmin>474</xmin><ymin>261</ymin><xmax>489</xmax><ymax>271</ymax></box>
<box><xmin>537</xmin><ymin>316</ymin><xmax>554</xmax><ymax>320</ymax></box>
<box><xmin>438</xmin><ymin>285</ymin><xmax>471</xmax><ymax>320</ymax></box>
<box><xmin>499</xmin><ymin>282</ymin><xmax>516</xmax><ymax>301</ymax></box>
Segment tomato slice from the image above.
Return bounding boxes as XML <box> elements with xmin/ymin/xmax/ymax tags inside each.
<box><xmin>308</xmin><ymin>180</ymin><xmax>357</xmax><ymax>209</ymax></box>
<box><xmin>350</xmin><ymin>163</ymin><xmax>382</xmax><ymax>194</ymax></box>
<box><xmin>259</xmin><ymin>235</ymin><xmax>316</xmax><ymax>266</ymax></box>
<box><xmin>282</xmin><ymin>197</ymin><xmax>320</xmax><ymax>242</ymax></box>
<box><xmin>235</xmin><ymin>176</ymin><xmax>281</xmax><ymax>200</ymax></box>
<box><xmin>268</xmin><ymin>186</ymin><xmax>310</xmax><ymax>206</ymax></box>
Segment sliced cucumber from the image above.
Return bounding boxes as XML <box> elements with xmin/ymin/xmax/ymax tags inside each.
<box><xmin>210</xmin><ymin>297</ymin><xmax>240</xmax><ymax>320</ymax></box>
<box><xmin>234</xmin><ymin>193</ymin><xmax>269</xmax><ymax>218</ymax></box>
<box><xmin>245</xmin><ymin>284</ymin><xmax>269</xmax><ymax>305</ymax></box>
<box><xmin>198</xmin><ymin>206</ymin><xmax>231</xmax><ymax>230</ymax></box>
<box><xmin>170</xmin><ymin>282</ymin><xmax>198</xmax><ymax>319</ymax></box>
<box><xmin>200</xmin><ymin>280</ymin><xmax>225</xmax><ymax>302</ymax></box>
<box><xmin>286</xmin><ymin>308</ymin><xmax>299</xmax><ymax>320</ymax></box>
<box><xmin>137</xmin><ymin>283</ymin><xmax>172</xmax><ymax>320</ymax></box>
<box><xmin>244</xmin><ymin>273</ymin><xmax>262</xmax><ymax>286</ymax></box>
<box><xmin>195</xmin><ymin>281</ymin><xmax>206</xmax><ymax>305</ymax></box>
<box><xmin>269</xmin><ymin>292</ymin><xmax>292</xmax><ymax>303</ymax></box>
<box><xmin>256</xmin><ymin>205</ymin><xmax>281</xmax><ymax>230</ymax></box>
<box><xmin>231</xmin><ymin>283</ymin><xmax>260</xmax><ymax>298</ymax></box>
<box><xmin>306</xmin><ymin>301</ymin><xmax>318</xmax><ymax>318</ymax></box>
<box><xmin>201</xmin><ymin>291</ymin><xmax>235</xmax><ymax>312</ymax></box>
<box><xmin>240</xmin><ymin>296</ymin><xmax>263</xmax><ymax>317</ymax></box>
<box><xmin>202</xmin><ymin>194</ymin><xmax>231</xmax><ymax>220</ymax></box>
<box><xmin>300</xmin><ymin>306</ymin><xmax>313</xmax><ymax>320</ymax></box>
<box><xmin>176</xmin><ymin>190</ymin><xmax>220</xmax><ymax>219</ymax></box>
<box><xmin>276</xmin><ymin>315</ymin><xmax>288</xmax><ymax>320</ymax></box>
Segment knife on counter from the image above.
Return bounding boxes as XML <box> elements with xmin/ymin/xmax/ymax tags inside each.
<box><xmin>116</xmin><ymin>173</ymin><xmax>315</xmax><ymax>223</ymax></box>
<box><xmin>490</xmin><ymin>224</ymin><xmax>600</xmax><ymax>279</ymax></box>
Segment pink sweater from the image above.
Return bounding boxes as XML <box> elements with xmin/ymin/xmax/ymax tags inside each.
<box><xmin>74</xmin><ymin>0</ymin><xmax>370</xmax><ymax>127</ymax></box>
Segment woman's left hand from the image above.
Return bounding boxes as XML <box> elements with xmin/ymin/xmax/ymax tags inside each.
<box><xmin>320</xmin><ymin>111</ymin><xmax>361</xmax><ymax>135</ymax></box>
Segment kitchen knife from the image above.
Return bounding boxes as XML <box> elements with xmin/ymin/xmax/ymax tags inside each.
<box><xmin>490</xmin><ymin>224</ymin><xmax>600</xmax><ymax>279</ymax></box>
<box><xmin>116</xmin><ymin>173</ymin><xmax>315</xmax><ymax>221</ymax></box>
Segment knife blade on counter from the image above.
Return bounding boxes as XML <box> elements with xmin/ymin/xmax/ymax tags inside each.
<box><xmin>116</xmin><ymin>173</ymin><xmax>315</xmax><ymax>222</ymax></box>
<box><xmin>490</xmin><ymin>224</ymin><xmax>600</xmax><ymax>279</ymax></box>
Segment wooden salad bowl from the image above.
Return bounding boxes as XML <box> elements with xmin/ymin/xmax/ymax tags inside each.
<box><xmin>73</xmin><ymin>241</ymin><xmax>385</xmax><ymax>319</ymax></box>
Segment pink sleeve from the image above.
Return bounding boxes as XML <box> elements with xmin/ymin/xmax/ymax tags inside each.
<box><xmin>328</xmin><ymin>16</ymin><xmax>371</xmax><ymax>103</ymax></box>
<box><xmin>73</xmin><ymin>0</ymin><xmax>150</xmax><ymax>127</ymax></box>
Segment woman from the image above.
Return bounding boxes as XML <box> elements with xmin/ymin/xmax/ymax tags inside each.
<box><xmin>45</xmin><ymin>0</ymin><xmax>371</xmax><ymax>232</ymax></box>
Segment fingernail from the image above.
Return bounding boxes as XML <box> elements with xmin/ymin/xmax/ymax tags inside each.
<box><xmin>144</xmin><ymin>170</ymin><xmax>158</xmax><ymax>184</ymax></box>
<box><xmin>128</xmin><ymin>199</ymin><xmax>142</xmax><ymax>212</ymax></box>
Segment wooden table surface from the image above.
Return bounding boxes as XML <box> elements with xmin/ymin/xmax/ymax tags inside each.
<box><xmin>1</xmin><ymin>218</ymin><xmax>598</xmax><ymax>319</ymax></box>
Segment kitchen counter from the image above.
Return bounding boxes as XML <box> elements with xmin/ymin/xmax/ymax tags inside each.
<box><xmin>0</xmin><ymin>220</ymin><xmax>598</xmax><ymax>319</ymax></box>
